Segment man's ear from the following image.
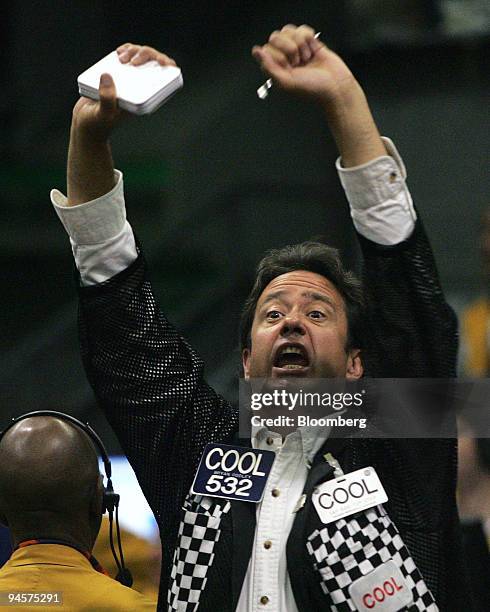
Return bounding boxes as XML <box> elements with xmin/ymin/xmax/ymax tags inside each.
<box><xmin>242</xmin><ymin>348</ymin><xmax>251</xmax><ymax>381</ymax></box>
<box><xmin>346</xmin><ymin>348</ymin><xmax>363</xmax><ymax>380</ymax></box>
<box><xmin>89</xmin><ymin>475</ymin><xmax>104</xmax><ymax>519</ymax></box>
<box><xmin>88</xmin><ymin>476</ymin><xmax>104</xmax><ymax>549</ymax></box>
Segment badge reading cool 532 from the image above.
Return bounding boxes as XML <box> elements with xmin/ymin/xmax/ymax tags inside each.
<box><xmin>191</xmin><ymin>443</ymin><xmax>275</xmax><ymax>503</ymax></box>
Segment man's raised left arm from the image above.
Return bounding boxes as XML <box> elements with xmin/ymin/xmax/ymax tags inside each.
<box><xmin>252</xmin><ymin>25</ymin><xmax>456</xmax><ymax>377</ymax></box>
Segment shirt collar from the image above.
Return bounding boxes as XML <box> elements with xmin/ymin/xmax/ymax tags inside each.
<box><xmin>8</xmin><ymin>543</ymin><xmax>94</xmax><ymax>569</ymax></box>
<box><xmin>251</xmin><ymin>423</ymin><xmax>330</xmax><ymax>467</ymax></box>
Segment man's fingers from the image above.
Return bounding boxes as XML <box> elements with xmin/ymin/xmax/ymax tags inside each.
<box><xmin>116</xmin><ymin>42</ymin><xmax>133</xmax><ymax>53</ymax></box>
<box><xmin>296</xmin><ymin>25</ymin><xmax>319</xmax><ymax>64</ymax></box>
<box><xmin>98</xmin><ymin>73</ymin><xmax>117</xmax><ymax>115</ymax></box>
<box><xmin>254</xmin><ymin>44</ymin><xmax>289</xmax><ymax>69</ymax></box>
<box><xmin>116</xmin><ymin>43</ymin><xmax>177</xmax><ymax>67</ymax></box>
<box><xmin>310</xmin><ymin>36</ymin><xmax>323</xmax><ymax>54</ymax></box>
<box><xmin>284</xmin><ymin>23</ymin><xmax>316</xmax><ymax>40</ymax></box>
<box><xmin>278</xmin><ymin>25</ymin><xmax>318</xmax><ymax>65</ymax></box>
<box><xmin>156</xmin><ymin>53</ymin><xmax>177</xmax><ymax>67</ymax></box>
<box><xmin>252</xmin><ymin>47</ymin><xmax>291</xmax><ymax>89</ymax></box>
<box><xmin>117</xmin><ymin>43</ymin><xmax>141</xmax><ymax>63</ymax></box>
<box><xmin>130</xmin><ymin>46</ymin><xmax>153</xmax><ymax>65</ymax></box>
<box><xmin>268</xmin><ymin>31</ymin><xmax>300</xmax><ymax>67</ymax></box>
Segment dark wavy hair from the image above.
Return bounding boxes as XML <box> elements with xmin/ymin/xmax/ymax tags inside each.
<box><xmin>239</xmin><ymin>241</ymin><xmax>366</xmax><ymax>352</ymax></box>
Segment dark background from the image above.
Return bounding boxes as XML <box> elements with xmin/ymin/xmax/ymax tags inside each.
<box><xmin>1</xmin><ymin>0</ymin><xmax>489</xmax><ymax>451</ymax></box>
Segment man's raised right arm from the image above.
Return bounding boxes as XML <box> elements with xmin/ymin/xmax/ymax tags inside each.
<box><xmin>52</xmin><ymin>45</ymin><xmax>173</xmax><ymax>285</ymax></box>
<box><xmin>51</xmin><ymin>45</ymin><xmax>237</xmax><ymax>508</ymax></box>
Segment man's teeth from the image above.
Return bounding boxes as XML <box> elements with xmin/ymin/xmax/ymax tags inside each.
<box><xmin>276</xmin><ymin>346</ymin><xmax>307</xmax><ymax>368</ymax></box>
<box><xmin>281</xmin><ymin>346</ymin><xmax>303</xmax><ymax>356</ymax></box>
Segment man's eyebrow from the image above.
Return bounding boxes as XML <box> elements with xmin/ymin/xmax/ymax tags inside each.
<box><xmin>302</xmin><ymin>291</ymin><xmax>336</xmax><ymax>308</ymax></box>
<box><xmin>260</xmin><ymin>291</ymin><xmax>288</xmax><ymax>307</ymax></box>
<box><xmin>260</xmin><ymin>290</ymin><xmax>336</xmax><ymax>309</ymax></box>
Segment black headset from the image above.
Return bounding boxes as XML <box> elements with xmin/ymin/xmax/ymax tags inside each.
<box><xmin>0</xmin><ymin>410</ymin><xmax>133</xmax><ymax>587</ymax></box>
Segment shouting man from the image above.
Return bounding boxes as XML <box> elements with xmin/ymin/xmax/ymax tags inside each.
<box><xmin>51</xmin><ymin>25</ymin><xmax>467</xmax><ymax>611</ymax></box>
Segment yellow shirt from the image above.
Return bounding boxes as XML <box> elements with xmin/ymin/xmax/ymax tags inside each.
<box><xmin>0</xmin><ymin>544</ymin><xmax>157</xmax><ymax>611</ymax></box>
<box><xmin>462</xmin><ymin>298</ymin><xmax>489</xmax><ymax>376</ymax></box>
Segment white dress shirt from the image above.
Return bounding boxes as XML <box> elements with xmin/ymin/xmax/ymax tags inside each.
<box><xmin>51</xmin><ymin>137</ymin><xmax>416</xmax><ymax>611</ymax></box>
<box><xmin>237</xmin><ymin>426</ymin><xmax>330</xmax><ymax>612</ymax></box>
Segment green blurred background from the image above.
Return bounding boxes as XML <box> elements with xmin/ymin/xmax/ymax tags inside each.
<box><xmin>1</xmin><ymin>0</ymin><xmax>489</xmax><ymax>451</ymax></box>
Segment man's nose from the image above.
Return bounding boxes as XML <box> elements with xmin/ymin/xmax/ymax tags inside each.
<box><xmin>280</xmin><ymin>315</ymin><xmax>306</xmax><ymax>337</ymax></box>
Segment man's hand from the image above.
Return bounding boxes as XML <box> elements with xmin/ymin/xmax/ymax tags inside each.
<box><xmin>67</xmin><ymin>44</ymin><xmax>177</xmax><ymax>206</ymax></box>
<box><xmin>252</xmin><ymin>25</ymin><xmax>386</xmax><ymax>166</ymax></box>
<box><xmin>252</xmin><ymin>24</ymin><xmax>357</xmax><ymax>106</ymax></box>
<box><xmin>71</xmin><ymin>73</ymin><xmax>120</xmax><ymax>144</ymax></box>
<box><xmin>71</xmin><ymin>44</ymin><xmax>177</xmax><ymax>142</ymax></box>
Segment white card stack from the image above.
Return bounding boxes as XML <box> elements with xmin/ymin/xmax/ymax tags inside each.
<box><xmin>77</xmin><ymin>50</ymin><xmax>183</xmax><ymax>115</ymax></box>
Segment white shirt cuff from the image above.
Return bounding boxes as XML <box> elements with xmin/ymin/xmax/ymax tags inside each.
<box><xmin>336</xmin><ymin>137</ymin><xmax>417</xmax><ymax>245</ymax></box>
<box><xmin>51</xmin><ymin>170</ymin><xmax>126</xmax><ymax>245</ymax></box>
<box><xmin>68</xmin><ymin>224</ymin><xmax>136</xmax><ymax>286</ymax></box>
<box><xmin>51</xmin><ymin>169</ymin><xmax>138</xmax><ymax>286</ymax></box>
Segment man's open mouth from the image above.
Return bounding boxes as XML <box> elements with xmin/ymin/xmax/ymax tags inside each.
<box><xmin>273</xmin><ymin>344</ymin><xmax>310</xmax><ymax>371</ymax></box>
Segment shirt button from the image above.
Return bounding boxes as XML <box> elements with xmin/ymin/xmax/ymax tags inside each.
<box><xmin>260</xmin><ymin>595</ymin><xmax>269</xmax><ymax>605</ymax></box>
<box><xmin>271</xmin><ymin>488</ymin><xmax>280</xmax><ymax>497</ymax></box>
<box><xmin>389</xmin><ymin>171</ymin><xmax>397</xmax><ymax>183</ymax></box>
<box><xmin>263</xmin><ymin>540</ymin><xmax>272</xmax><ymax>549</ymax></box>
<box><xmin>266</xmin><ymin>436</ymin><xmax>274</xmax><ymax>445</ymax></box>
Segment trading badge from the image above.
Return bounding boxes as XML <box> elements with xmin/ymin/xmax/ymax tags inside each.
<box><xmin>312</xmin><ymin>466</ymin><xmax>388</xmax><ymax>524</ymax></box>
<box><xmin>349</xmin><ymin>561</ymin><xmax>413</xmax><ymax>611</ymax></box>
<box><xmin>191</xmin><ymin>443</ymin><xmax>275</xmax><ymax>503</ymax></box>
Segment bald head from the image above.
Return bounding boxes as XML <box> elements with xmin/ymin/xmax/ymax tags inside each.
<box><xmin>0</xmin><ymin>416</ymin><xmax>103</xmax><ymax>548</ymax></box>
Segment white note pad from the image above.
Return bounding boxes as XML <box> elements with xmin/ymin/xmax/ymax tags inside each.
<box><xmin>77</xmin><ymin>50</ymin><xmax>183</xmax><ymax>115</ymax></box>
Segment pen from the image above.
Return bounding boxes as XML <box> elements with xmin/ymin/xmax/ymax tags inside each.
<box><xmin>256</xmin><ymin>32</ymin><xmax>321</xmax><ymax>100</ymax></box>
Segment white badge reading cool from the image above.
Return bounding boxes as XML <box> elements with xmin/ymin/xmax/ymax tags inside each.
<box><xmin>312</xmin><ymin>466</ymin><xmax>387</xmax><ymax>524</ymax></box>
<box><xmin>349</xmin><ymin>561</ymin><xmax>413</xmax><ymax>611</ymax></box>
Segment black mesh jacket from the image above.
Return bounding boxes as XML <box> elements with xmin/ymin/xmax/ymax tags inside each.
<box><xmin>78</xmin><ymin>219</ymin><xmax>469</xmax><ymax>610</ymax></box>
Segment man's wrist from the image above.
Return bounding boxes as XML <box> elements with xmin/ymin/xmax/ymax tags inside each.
<box><xmin>70</xmin><ymin>108</ymin><xmax>114</xmax><ymax>146</ymax></box>
<box><xmin>67</xmin><ymin>135</ymin><xmax>115</xmax><ymax>206</ymax></box>
<box><xmin>318</xmin><ymin>76</ymin><xmax>363</xmax><ymax>113</ymax></box>
<box><xmin>321</xmin><ymin>84</ymin><xmax>386</xmax><ymax>167</ymax></box>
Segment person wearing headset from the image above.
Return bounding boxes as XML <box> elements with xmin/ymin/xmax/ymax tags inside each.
<box><xmin>0</xmin><ymin>412</ymin><xmax>156</xmax><ymax>611</ymax></box>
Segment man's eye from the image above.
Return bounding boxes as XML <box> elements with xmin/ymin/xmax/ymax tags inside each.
<box><xmin>266</xmin><ymin>310</ymin><xmax>283</xmax><ymax>320</ymax></box>
<box><xmin>308</xmin><ymin>310</ymin><xmax>325</xmax><ymax>319</ymax></box>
